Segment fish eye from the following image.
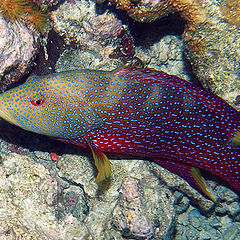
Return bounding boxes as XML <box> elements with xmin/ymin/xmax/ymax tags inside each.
<box><xmin>31</xmin><ymin>99</ymin><xmax>45</xmax><ymax>106</ymax></box>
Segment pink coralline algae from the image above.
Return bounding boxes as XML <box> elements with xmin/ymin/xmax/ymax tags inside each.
<box><xmin>0</xmin><ymin>15</ymin><xmax>38</xmax><ymax>90</ymax></box>
<box><xmin>111</xmin><ymin>177</ymin><xmax>155</xmax><ymax>239</ymax></box>
<box><xmin>83</xmin><ymin>13</ymin><xmax>123</xmax><ymax>40</ymax></box>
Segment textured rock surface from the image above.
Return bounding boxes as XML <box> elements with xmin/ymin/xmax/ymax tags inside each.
<box><xmin>152</xmin><ymin>164</ymin><xmax>215</xmax><ymax>214</ymax></box>
<box><xmin>183</xmin><ymin>1</ymin><xmax>240</xmax><ymax>108</ymax></box>
<box><xmin>33</xmin><ymin>0</ymin><xmax>62</xmax><ymax>9</ymax></box>
<box><xmin>52</xmin><ymin>0</ymin><xmax>191</xmax><ymax>79</ymax></box>
<box><xmin>0</xmin><ymin>150</ymin><xmax>176</xmax><ymax>239</ymax></box>
<box><xmin>55</xmin><ymin>34</ymin><xmax>191</xmax><ymax>79</ymax></box>
<box><xmin>135</xmin><ymin>35</ymin><xmax>191</xmax><ymax>81</ymax></box>
<box><xmin>57</xmin><ymin>155</ymin><xmax>176</xmax><ymax>239</ymax></box>
<box><xmin>175</xmin><ymin>207</ymin><xmax>240</xmax><ymax>240</ymax></box>
<box><xmin>52</xmin><ymin>0</ymin><xmax>124</xmax><ymax>71</ymax></box>
<box><xmin>111</xmin><ymin>177</ymin><xmax>175</xmax><ymax>239</ymax></box>
<box><xmin>52</xmin><ymin>2</ymin><xmax>122</xmax><ymax>45</ymax></box>
<box><xmin>108</xmin><ymin>0</ymin><xmax>207</xmax><ymax>24</ymax></box>
<box><xmin>55</xmin><ymin>47</ymin><xmax>120</xmax><ymax>72</ymax></box>
<box><xmin>0</xmin><ymin>153</ymin><xmax>89</xmax><ymax>239</ymax></box>
<box><xmin>0</xmin><ymin>15</ymin><xmax>39</xmax><ymax>90</ymax></box>
<box><xmin>0</xmin><ymin>150</ymin><xmax>239</xmax><ymax>239</ymax></box>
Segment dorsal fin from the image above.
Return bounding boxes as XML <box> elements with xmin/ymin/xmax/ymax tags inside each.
<box><xmin>115</xmin><ymin>65</ymin><xmax>180</xmax><ymax>85</ymax></box>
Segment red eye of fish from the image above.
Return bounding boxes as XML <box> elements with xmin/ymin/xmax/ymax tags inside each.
<box><xmin>31</xmin><ymin>99</ymin><xmax>44</xmax><ymax>106</ymax></box>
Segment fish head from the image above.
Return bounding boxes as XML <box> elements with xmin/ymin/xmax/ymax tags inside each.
<box><xmin>0</xmin><ymin>73</ymin><xmax>103</xmax><ymax>139</ymax></box>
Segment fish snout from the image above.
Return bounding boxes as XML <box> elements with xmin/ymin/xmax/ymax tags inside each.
<box><xmin>0</xmin><ymin>97</ymin><xmax>18</xmax><ymax>126</ymax></box>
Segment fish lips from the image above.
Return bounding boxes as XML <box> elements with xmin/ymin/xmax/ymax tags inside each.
<box><xmin>0</xmin><ymin>102</ymin><xmax>33</xmax><ymax>132</ymax></box>
<box><xmin>0</xmin><ymin>103</ymin><xmax>18</xmax><ymax>127</ymax></box>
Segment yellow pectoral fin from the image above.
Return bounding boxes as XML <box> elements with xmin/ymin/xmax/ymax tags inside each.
<box><xmin>85</xmin><ymin>139</ymin><xmax>112</xmax><ymax>182</ymax></box>
<box><xmin>191</xmin><ymin>167</ymin><xmax>217</xmax><ymax>203</ymax></box>
<box><xmin>92</xmin><ymin>150</ymin><xmax>112</xmax><ymax>182</ymax></box>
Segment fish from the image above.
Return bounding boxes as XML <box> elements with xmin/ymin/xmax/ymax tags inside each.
<box><xmin>0</xmin><ymin>65</ymin><xmax>239</xmax><ymax>201</ymax></box>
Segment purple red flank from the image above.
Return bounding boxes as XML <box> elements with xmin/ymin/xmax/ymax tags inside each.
<box><xmin>0</xmin><ymin>66</ymin><xmax>239</xmax><ymax>200</ymax></box>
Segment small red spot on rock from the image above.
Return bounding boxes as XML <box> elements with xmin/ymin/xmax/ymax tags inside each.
<box><xmin>50</xmin><ymin>152</ymin><xmax>59</xmax><ymax>162</ymax></box>
<box><xmin>66</xmin><ymin>199</ymin><xmax>76</xmax><ymax>206</ymax></box>
<box><xmin>8</xmin><ymin>144</ymin><xmax>28</xmax><ymax>155</ymax></box>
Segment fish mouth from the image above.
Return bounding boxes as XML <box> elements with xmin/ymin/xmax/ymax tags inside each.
<box><xmin>0</xmin><ymin>103</ymin><xmax>18</xmax><ymax>127</ymax></box>
<box><xmin>0</xmin><ymin>101</ymin><xmax>44</xmax><ymax>134</ymax></box>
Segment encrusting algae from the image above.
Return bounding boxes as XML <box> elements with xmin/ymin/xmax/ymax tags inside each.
<box><xmin>108</xmin><ymin>0</ymin><xmax>207</xmax><ymax>25</ymax></box>
<box><xmin>0</xmin><ymin>0</ymin><xmax>50</xmax><ymax>33</ymax></box>
<box><xmin>217</xmin><ymin>0</ymin><xmax>240</xmax><ymax>26</ymax></box>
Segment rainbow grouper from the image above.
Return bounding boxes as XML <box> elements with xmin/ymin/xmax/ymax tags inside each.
<box><xmin>0</xmin><ymin>66</ymin><xmax>239</xmax><ymax>201</ymax></box>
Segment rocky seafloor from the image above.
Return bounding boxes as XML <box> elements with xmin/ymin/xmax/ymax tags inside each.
<box><xmin>0</xmin><ymin>0</ymin><xmax>240</xmax><ymax>239</ymax></box>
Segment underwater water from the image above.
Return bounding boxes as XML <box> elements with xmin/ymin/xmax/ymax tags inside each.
<box><xmin>0</xmin><ymin>0</ymin><xmax>239</xmax><ymax>239</ymax></box>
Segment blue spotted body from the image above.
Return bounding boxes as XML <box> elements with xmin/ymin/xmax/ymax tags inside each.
<box><xmin>0</xmin><ymin>66</ymin><xmax>239</xmax><ymax>198</ymax></box>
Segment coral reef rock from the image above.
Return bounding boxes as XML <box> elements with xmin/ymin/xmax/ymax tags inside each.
<box><xmin>0</xmin><ymin>14</ymin><xmax>39</xmax><ymax>90</ymax></box>
<box><xmin>0</xmin><ymin>146</ymin><xmax>239</xmax><ymax>239</ymax></box>
<box><xmin>0</xmin><ymin>0</ymin><xmax>240</xmax><ymax>239</ymax></box>
<box><xmin>135</xmin><ymin>35</ymin><xmax>191</xmax><ymax>81</ymax></box>
<box><xmin>33</xmin><ymin>0</ymin><xmax>62</xmax><ymax>9</ymax></box>
<box><xmin>111</xmin><ymin>177</ymin><xmax>175</xmax><ymax>239</ymax></box>
<box><xmin>52</xmin><ymin>0</ymin><xmax>124</xmax><ymax>71</ymax></box>
<box><xmin>218</xmin><ymin>0</ymin><xmax>240</xmax><ymax>26</ymax></box>
<box><xmin>57</xmin><ymin>155</ymin><xmax>176</xmax><ymax>239</ymax></box>
<box><xmin>55</xmin><ymin>34</ymin><xmax>191</xmax><ymax>80</ymax></box>
<box><xmin>53</xmin><ymin>0</ymin><xmax>192</xmax><ymax>77</ymax></box>
<box><xmin>52</xmin><ymin>0</ymin><xmax>122</xmax><ymax>45</ymax></box>
<box><xmin>0</xmin><ymin>153</ymin><xmax>89</xmax><ymax>239</ymax></box>
<box><xmin>175</xmin><ymin>206</ymin><xmax>240</xmax><ymax>239</ymax></box>
<box><xmin>108</xmin><ymin>0</ymin><xmax>206</xmax><ymax>25</ymax></box>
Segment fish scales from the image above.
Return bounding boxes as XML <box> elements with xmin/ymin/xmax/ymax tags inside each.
<box><xmin>0</xmin><ymin>66</ymin><xmax>239</xmax><ymax>198</ymax></box>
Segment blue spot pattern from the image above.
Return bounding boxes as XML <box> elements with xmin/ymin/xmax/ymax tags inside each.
<box><xmin>0</xmin><ymin>66</ymin><xmax>240</xmax><ymax>195</ymax></box>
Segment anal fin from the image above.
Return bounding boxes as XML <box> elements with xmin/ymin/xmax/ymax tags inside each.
<box><xmin>154</xmin><ymin>159</ymin><xmax>217</xmax><ymax>202</ymax></box>
<box><xmin>191</xmin><ymin>167</ymin><xmax>216</xmax><ymax>202</ymax></box>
